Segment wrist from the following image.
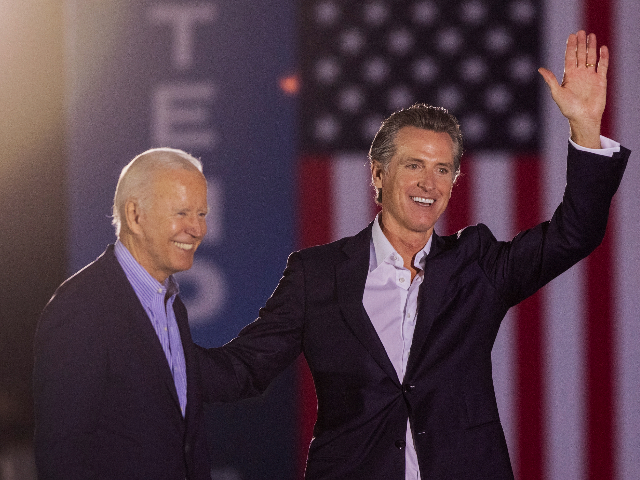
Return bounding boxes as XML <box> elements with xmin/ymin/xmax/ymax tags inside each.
<box><xmin>569</xmin><ymin>120</ymin><xmax>602</xmax><ymax>149</ymax></box>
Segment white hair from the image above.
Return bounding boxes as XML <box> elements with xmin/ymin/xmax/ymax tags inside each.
<box><xmin>112</xmin><ymin>147</ymin><xmax>203</xmax><ymax>237</ymax></box>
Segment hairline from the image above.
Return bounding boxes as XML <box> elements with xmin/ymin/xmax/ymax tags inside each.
<box><xmin>372</xmin><ymin>126</ymin><xmax>461</xmax><ymax>175</ymax></box>
<box><xmin>112</xmin><ymin>148</ymin><xmax>204</xmax><ymax>237</ymax></box>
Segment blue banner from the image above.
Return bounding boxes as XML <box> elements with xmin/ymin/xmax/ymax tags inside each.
<box><xmin>66</xmin><ymin>1</ymin><xmax>297</xmax><ymax>478</ymax></box>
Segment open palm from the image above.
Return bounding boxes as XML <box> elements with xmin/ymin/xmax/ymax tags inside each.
<box><xmin>538</xmin><ymin>31</ymin><xmax>608</xmax><ymax>148</ymax></box>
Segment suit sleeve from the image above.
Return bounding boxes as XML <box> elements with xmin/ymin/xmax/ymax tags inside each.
<box><xmin>33</xmin><ymin>292</ymin><xmax>105</xmax><ymax>480</ymax></box>
<box><xmin>478</xmin><ymin>143</ymin><xmax>629</xmax><ymax>307</ymax></box>
<box><xmin>197</xmin><ymin>251</ymin><xmax>305</xmax><ymax>402</ymax></box>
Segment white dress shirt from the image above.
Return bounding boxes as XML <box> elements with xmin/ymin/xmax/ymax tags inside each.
<box><xmin>363</xmin><ymin>216</ymin><xmax>431</xmax><ymax>480</ymax></box>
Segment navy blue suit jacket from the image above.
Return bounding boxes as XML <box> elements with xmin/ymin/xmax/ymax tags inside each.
<box><xmin>33</xmin><ymin>245</ymin><xmax>232</xmax><ymax>480</ymax></box>
<box><xmin>204</xmin><ymin>144</ymin><xmax>629</xmax><ymax>479</ymax></box>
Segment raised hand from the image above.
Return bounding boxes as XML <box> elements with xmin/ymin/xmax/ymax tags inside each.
<box><xmin>538</xmin><ymin>30</ymin><xmax>608</xmax><ymax>149</ymax></box>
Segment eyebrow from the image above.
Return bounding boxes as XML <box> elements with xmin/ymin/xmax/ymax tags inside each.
<box><xmin>404</xmin><ymin>158</ymin><xmax>454</xmax><ymax>168</ymax></box>
<box><xmin>404</xmin><ymin>157</ymin><xmax>426</xmax><ymax>164</ymax></box>
<box><xmin>437</xmin><ymin>162</ymin><xmax>454</xmax><ymax>168</ymax></box>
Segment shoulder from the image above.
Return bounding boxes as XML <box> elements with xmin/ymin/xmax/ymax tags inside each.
<box><xmin>294</xmin><ymin>236</ymin><xmax>351</xmax><ymax>260</ymax></box>
<box><xmin>35</xmin><ymin>247</ymin><xmax>126</xmax><ymax>351</ymax></box>
<box><xmin>41</xmin><ymin>246</ymin><xmax>124</xmax><ymax>318</ymax></box>
<box><xmin>289</xmin><ymin>225</ymin><xmax>371</xmax><ymax>266</ymax></box>
<box><xmin>433</xmin><ymin>224</ymin><xmax>497</xmax><ymax>253</ymax></box>
<box><xmin>297</xmin><ymin>223</ymin><xmax>372</xmax><ymax>259</ymax></box>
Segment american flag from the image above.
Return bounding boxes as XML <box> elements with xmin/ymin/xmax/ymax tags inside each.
<box><xmin>294</xmin><ymin>1</ymin><xmax>640</xmax><ymax>479</ymax></box>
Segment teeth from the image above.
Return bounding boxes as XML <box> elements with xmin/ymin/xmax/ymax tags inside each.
<box><xmin>173</xmin><ymin>241</ymin><xmax>193</xmax><ymax>251</ymax></box>
<box><xmin>411</xmin><ymin>196</ymin><xmax>434</xmax><ymax>205</ymax></box>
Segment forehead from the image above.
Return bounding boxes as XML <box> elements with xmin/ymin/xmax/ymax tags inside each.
<box><xmin>392</xmin><ymin>127</ymin><xmax>455</xmax><ymax>163</ymax></box>
<box><xmin>150</xmin><ymin>168</ymin><xmax>207</xmax><ymax>201</ymax></box>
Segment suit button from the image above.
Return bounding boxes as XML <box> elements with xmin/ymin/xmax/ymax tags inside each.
<box><xmin>184</xmin><ymin>442</ymin><xmax>191</xmax><ymax>453</ymax></box>
<box><xmin>403</xmin><ymin>384</ymin><xmax>414</xmax><ymax>393</ymax></box>
<box><xmin>395</xmin><ymin>440</ymin><xmax>406</xmax><ymax>450</ymax></box>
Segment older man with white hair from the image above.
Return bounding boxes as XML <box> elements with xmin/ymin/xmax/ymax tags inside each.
<box><xmin>33</xmin><ymin>148</ymin><xmax>230</xmax><ymax>480</ymax></box>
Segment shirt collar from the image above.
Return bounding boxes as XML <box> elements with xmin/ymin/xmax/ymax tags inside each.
<box><xmin>370</xmin><ymin>214</ymin><xmax>432</xmax><ymax>272</ymax></box>
<box><xmin>114</xmin><ymin>240</ymin><xmax>179</xmax><ymax>307</ymax></box>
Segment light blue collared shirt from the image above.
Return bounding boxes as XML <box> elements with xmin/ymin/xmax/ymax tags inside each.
<box><xmin>114</xmin><ymin>241</ymin><xmax>187</xmax><ymax>417</ymax></box>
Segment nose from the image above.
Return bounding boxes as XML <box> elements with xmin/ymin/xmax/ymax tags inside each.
<box><xmin>417</xmin><ymin>169</ymin><xmax>436</xmax><ymax>190</ymax></box>
<box><xmin>186</xmin><ymin>214</ymin><xmax>207</xmax><ymax>239</ymax></box>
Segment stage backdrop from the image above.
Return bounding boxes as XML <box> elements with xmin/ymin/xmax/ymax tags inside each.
<box><xmin>66</xmin><ymin>1</ymin><xmax>640</xmax><ymax>480</ymax></box>
<box><xmin>65</xmin><ymin>1</ymin><xmax>297</xmax><ymax>478</ymax></box>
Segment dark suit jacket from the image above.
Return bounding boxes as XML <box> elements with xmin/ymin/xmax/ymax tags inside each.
<box><xmin>203</xmin><ymin>144</ymin><xmax>629</xmax><ymax>479</ymax></box>
<box><xmin>33</xmin><ymin>245</ymin><xmax>231</xmax><ymax>480</ymax></box>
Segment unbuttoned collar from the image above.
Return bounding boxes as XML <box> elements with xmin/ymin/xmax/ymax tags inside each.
<box><xmin>370</xmin><ymin>214</ymin><xmax>432</xmax><ymax>273</ymax></box>
<box><xmin>114</xmin><ymin>240</ymin><xmax>179</xmax><ymax>308</ymax></box>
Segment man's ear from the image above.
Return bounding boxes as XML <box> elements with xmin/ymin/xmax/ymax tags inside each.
<box><xmin>124</xmin><ymin>200</ymin><xmax>143</xmax><ymax>236</ymax></box>
<box><xmin>371</xmin><ymin>161</ymin><xmax>384</xmax><ymax>189</ymax></box>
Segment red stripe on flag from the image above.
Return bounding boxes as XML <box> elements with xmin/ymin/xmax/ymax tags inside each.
<box><xmin>585</xmin><ymin>2</ymin><xmax>616</xmax><ymax>479</ymax></box>
<box><xmin>514</xmin><ymin>155</ymin><xmax>544</xmax><ymax>480</ymax></box>
<box><xmin>295</xmin><ymin>155</ymin><xmax>330</xmax><ymax>479</ymax></box>
<box><xmin>297</xmin><ymin>155</ymin><xmax>334</xmax><ymax>249</ymax></box>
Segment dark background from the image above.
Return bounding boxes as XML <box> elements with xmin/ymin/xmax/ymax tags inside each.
<box><xmin>0</xmin><ymin>0</ymin><xmax>66</xmax><ymax>457</ymax></box>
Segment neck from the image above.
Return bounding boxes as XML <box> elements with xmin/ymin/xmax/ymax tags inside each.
<box><xmin>118</xmin><ymin>233</ymin><xmax>137</xmax><ymax>259</ymax></box>
<box><xmin>118</xmin><ymin>233</ymin><xmax>168</xmax><ymax>284</ymax></box>
<box><xmin>378</xmin><ymin>215</ymin><xmax>432</xmax><ymax>278</ymax></box>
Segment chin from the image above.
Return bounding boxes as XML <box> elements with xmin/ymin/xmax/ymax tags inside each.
<box><xmin>180</xmin><ymin>261</ymin><xmax>195</xmax><ymax>272</ymax></box>
<box><xmin>170</xmin><ymin>260</ymin><xmax>194</xmax><ymax>275</ymax></box>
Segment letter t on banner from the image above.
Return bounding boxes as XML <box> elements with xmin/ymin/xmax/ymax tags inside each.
<box><xmin>148</xmin><ymin>4</ymin><xmax>217</xmax><ymax>70</ymax></box>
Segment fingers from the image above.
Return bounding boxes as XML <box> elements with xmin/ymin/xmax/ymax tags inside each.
<box><xmin>564</xmin><ymin>33</ymin><xmax>578</xmax><ymax>72</ymax></box>
<box><xmin>564</xmin><ymin>31</ymin><xmax>607</xmax><ymax>72</ymax></box>
<box><xmin>586</xmin><ymin>33</ymin><xmax>598</xmax><ymax>68</ymax></box>
<box><xmin>576</xmin><ymin>30</ymin><xmax>588</xmax><ymax>67</ymax></box>
<box><xmin>538</xmin><ymin>67</ymin><xmax>559</xmax><ymax>92</ymax></box>
<box><xmin>597</xmin><ymin>45</ymin><xmax>609</xmax><ymax>78</ymax></box>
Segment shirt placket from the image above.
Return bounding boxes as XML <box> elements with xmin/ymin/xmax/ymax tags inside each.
<box><xmin>390</xmin><ymin>257</ymin><xmax>409</xmax><ymax>380</ymax></box>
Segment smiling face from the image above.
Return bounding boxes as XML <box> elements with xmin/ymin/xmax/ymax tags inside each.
<box><xmin>372</xmin><ymin>126</ymin><xmax>455</xmax><ymax>244</ymax></box>
<box><xmin>125</xmin><ymin>167</ymin><xmax>208</xmax><ymax>283</ymax></box>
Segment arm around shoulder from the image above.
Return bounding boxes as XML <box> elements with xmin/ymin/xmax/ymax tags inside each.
<box><xmin>197</xmin><ymin>251</ymin><xmax>306</xmax><ymax>403</ymax></box>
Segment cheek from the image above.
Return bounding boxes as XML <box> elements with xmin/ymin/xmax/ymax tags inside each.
<box><xmin>151</xmin><ymin>221</ymin><xmax>179</xmax><ymax>243</ymax></box>
<box><xmin>439</xmin><ymin>178</ymin><xmax>454</xmax><ymax>196</ymax></box>
<box><xmin>167</xmin><ymin>219</ymin><xmax>183</xmax><ymax>235</ymax></box>
<box><xmin>388</xmin><ymin>172</ymin><xmax>410</xmax><ymax>190</ymax></box>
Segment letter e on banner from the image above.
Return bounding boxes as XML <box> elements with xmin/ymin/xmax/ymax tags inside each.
<box><xmin>152</xmin><ymin>82</ymin><xmax>217</xmax><ymax>149</ymax></box>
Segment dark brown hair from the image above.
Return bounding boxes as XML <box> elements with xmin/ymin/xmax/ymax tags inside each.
<box><xmin>368</xmin><ymin>103</ymin><xmax>463</xmax><ymax>177</ymax></box>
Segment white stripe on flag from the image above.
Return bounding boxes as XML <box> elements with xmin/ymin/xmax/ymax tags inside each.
<box><xmin>332</xmin><ymin>153</ymin><xmax>374</xmax><ymax>241</ymax></box>
<box><xmin>544</xmin><ymin>265</ymin><xmax>587</xmax><ymax>480</ymax></box>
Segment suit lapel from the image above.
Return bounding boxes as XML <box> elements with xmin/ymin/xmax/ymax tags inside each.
<box><xmin>102</xmin><ymin>247</ymin><xmax>182</xmax><ymax>412</ymax></box>
<box><xmin>336</xmin><ymin>225</ymin><xmax>401</xmax><ymax>386</ymax></box>
<box><xmin>406</xmin><ymin>232</ymin><xmax>453</xmax><ymax>375</ymax></box>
